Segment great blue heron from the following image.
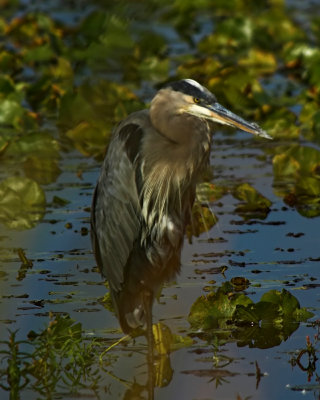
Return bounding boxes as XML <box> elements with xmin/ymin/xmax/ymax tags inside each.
<box><xmin>91</xmin><ymin>78</ymin><xmax>271</xmax><ymax>353</ymax></box>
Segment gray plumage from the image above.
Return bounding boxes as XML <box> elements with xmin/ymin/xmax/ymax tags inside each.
<box><xmin>91</xmin><ymin>79</ymin><xmax>271</xmax><ymax>333</ymax></box>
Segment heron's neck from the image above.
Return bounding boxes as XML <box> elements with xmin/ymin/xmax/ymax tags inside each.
<box><xmin>145</xmin><ymin>117</ymin><xmax>211</xmax><ymax>184</ymax></box>
<box><xmin>149</xmin><ymin>91</ymin><xmax>211</xmax><ymax>171</ymax></box>
<box><xmin>140</xmin><ymin>114</ymin><xmax>211</xmax><ymax>228</ymax></box>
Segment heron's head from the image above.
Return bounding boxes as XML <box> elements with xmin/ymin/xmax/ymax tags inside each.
<box><xmin>155</xmin><ymin>79</ymin><xmax>271</xmax><ymax>140</ymax></box>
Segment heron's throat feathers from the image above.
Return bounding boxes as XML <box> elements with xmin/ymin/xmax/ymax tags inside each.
<box><xmin>141</xmin><ymin>163</ymin><xmax>177</xmax><ymax>224</ymax></box>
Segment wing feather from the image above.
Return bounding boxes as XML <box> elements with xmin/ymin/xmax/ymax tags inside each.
<box><xmin>91</xmin><ymin>122</ymin><xmax>143</xmax><ymax>292</ymax></box>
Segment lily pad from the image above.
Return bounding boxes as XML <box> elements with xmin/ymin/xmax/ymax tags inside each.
<box><xmin>24</xmin><ymin>156</ymin><xmax>61</xmax><ymax>185</ymax></box>
<box><xmin>196</xmin><ymin>182</ymin><xmax>227</xmax><ymax>203</ymax></box>
<box><xmin>188</xmin><ymin>283</ymin><xmax>313</xmax><ymax>348</ymax></box>
<box><xmin>0</xmin><ymin>176</ymin><xmax>46</xmax><ymax>230</ymax></box>
<box><xmin>59</xmin><ymin>80</ymin><xmax>143</xmax><ymax>157</ymax></box>
<box><xmin>233</xmin><ymin>183</ymin><xmax>272</xmax><ymax>219</ymax></box>
<box><xmin>273</xmin><ymin>146</ymin><xmax>320</xmax><ymax>216</ymax></box>
<box><xmin>300</xmin><ymin>101</ymin><xmax>320</xmax><ymax>143</ymax></box>
<box><xmin>5</xmin><ymin>131</ymin><xmax>60</xmax><ymax>161</ymax></box>
<box><xmin>238</xmin><ymin>49</ymin><xmax>277</xmax><ymax>74</ymax></box>
<box><xmin>262</xmin><ymin>107</ymin><xmax>300</xmax><ymax>139</ymax></box>
<box><xmin>188</xmin><ymin>282</ymin><xmax>253</xmax><ymax>330</ymax></box>
<box><xmin>187</xmin><ymin>202</ymin><xmax>217</xmax><ymax>239</ymax></box>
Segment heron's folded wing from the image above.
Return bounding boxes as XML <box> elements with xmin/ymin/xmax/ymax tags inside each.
<box><xmin>91</xmin><ymin>123</ymin><xmax>143</xmax><ymax>292</ymax></box>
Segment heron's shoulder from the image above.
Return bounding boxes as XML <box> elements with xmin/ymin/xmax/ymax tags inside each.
<box><xmin>116</xmin><ymin>109</ymin><xmax>151</xmax><ymax>133</ymax></box>
<box><xmin>108</xmin><ymin>111</ymin><xmax>148</xmax><ymax>164</ymax></box>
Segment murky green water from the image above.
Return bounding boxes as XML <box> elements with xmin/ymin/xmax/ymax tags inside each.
<box><xmin>1</xmin><ymin>1</ymin><xmax>320</xmax><ymax>399</ymax></box>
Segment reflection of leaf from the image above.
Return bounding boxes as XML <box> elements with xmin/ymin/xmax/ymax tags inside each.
<box><xmin>230</xmin><ymin>276</ymin><xmax>250</xmax><ymax>291</ymax></box>
<box><xmin>0</xmin><ymin>176</ymin><xmax>46</xmax><ymax>230</ymax></box>
<box><xmin>0</xmin><ymin>50</ymin><xmax>21</xmax><ymax>73</ymax></box>
<box><xmin>153</xmin><ymin>322</ymin><xmax>193</xmax><ymax>354</ymax></box>
<box><xmin>154</xmin><ymin>354</ymin><xmax>173</xmax><ymax>388</ymax></box>
<box><xmin>152</xmin><ymin>322</ymin><xmax>190</xmax><ymax>387</ymax></box>
<box><xmin>74</xmin><ymin>12</ymin><xmax>134</xmax><ymax>68</ymax></box>
<box><xmin>52</xmin><ymin>196</ymin><xmax>70</xmax><ymax>207</ymax></box>
<box><xmin>262</xmin><ymin>107</ymin><xmax>299</xmax><ymax>139</ymax></box>
<box><xmin>153</xmin><ymin>322</ymin><xmax>173</xmax><ymax>355</ymax></box>
<box><xmin>6</xmin><ymin>132</ymin><xmax>61</xmax><ymax>184</ymax></box>
<box><xmin>27</xmin><ymin>58</ymin><xmax>73</xmax><ymax>112</ymax></box>
<box><xmin>24</xmin><ymin>43</ymin><xmax>55</xmax><ymax>63</ymax></box>
<box><xmin>100</xmin><ymin>290</ymin><xmax>115</xmax><ymax>313</ymax></box>
<box><xmin>65</xmin><ymin>122</ymin><xmax>108</xmax><ymax>158</ymax></box>
<box><xmin>233</xmin><ymin>183</ymin><xmax>271</xmax><ymax>220</ymax></box>
<box><xmin>273</xmin><ymin>152</ymin><xmax>300</xmax><ymax>180</ymax></box>
<box><xmin>177</xmin><ymin>58</ymin><xmax>221</xmax><ymax>82</ymax></box>
<box><xmin>254</xmin><ymin>9</ymin><xmax>306</xmax><ymax>48</ymax></box>
<box><xmin>181</xmin><ymin>369</ymin><xmax>238</xmax><ymax>378</ymax></box>
<box><xmin>233</xmin><ymin>183</ymin><xmax>271</xmax><ymax>206</ymax></box>
<box><xmin>238</xmin><ymin>49</ymin><xmax>277</xmax><ymax>74</ymax></box>
<box><xmin>208</xmin><ymin>68</ymin><xmax>263</xmax><ymax>115</ymax></box>
<box><xmin>0</xmin><ymin>98</ymin><xmax>24</xmax><ymax>127</ymax></box>
<box><xmin>6</xmin><ymin>131</ymin><xmax>60</xmax><ymax>160</ymax></box>
<box><xmin>198</xmin><ymin>17</ymin><xmax>254</xmax><ymax>55</ymax></box>
<box><xmin>0</xmin><ymin>136</ymin><xmax>9</xmax><ymax>157</ymax></box>
<box><xmin>273</xmin><ymin>146</ymin><xmax>320</xmax><ymax>217</ymax></box>
<box><xmin>300</xmin><ymin>101</ymin><xmax>320</xmax><ymax>143</ymax></box>
<box><xmin>196</xmin><ymin>182</ymin><xmax>227</xmax><ymax>203</ymax></box>
<box><xmin>187</xmin><ymin>202</ymin><xmax>217</xmax><ymax>239</ymax></box>
<box><xmin>303</xmin><ymin>50</ymin><xmax>320</xmax><ymax>86</ymax></box>
<box><xmin>59</xmin><ymin>80</ymin><xmax>143</xmax><ymax>158</ymax></box>
<box><xmin>137</xmin><ymin>57</ymin><xmax>169</xmax><ymax>82</ymax></box>
<box><xmin>24</xmin><ymin>156</ymin><xmax>61</xmax><ymax>185</ymax></box>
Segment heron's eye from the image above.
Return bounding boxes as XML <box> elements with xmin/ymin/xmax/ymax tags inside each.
<box><xmin>193</xmin><ymin>97</ymin><xmax>200</xmax><ymax>104</ymax></box>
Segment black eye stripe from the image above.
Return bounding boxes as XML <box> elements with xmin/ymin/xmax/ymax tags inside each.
<box><xmin>165</xmin><ymin>80</ymin><xmax>216</xmax><ymax>104</ymax></box>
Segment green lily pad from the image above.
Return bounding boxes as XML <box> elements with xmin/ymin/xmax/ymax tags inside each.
<box><xmin>273</xmin><ymin>146</ymin><xmax>320</xmax><ymax>216</ymax></box>
<box><xmin>0</xmin><ymin>50</ymin><xmax>21</xmax><ymax>73</ymax></box>
<box><xmin>65</xmin><ymin>122</ymin><xmax>109</xmax><ymax>159</ymax></box>
<box><xmin>24</xmin><ymin>156</ymin><xmax>61</xmax><ymax>185</ymax></box>
<box><xmin>300</xmin><ymin>101</ymin><xmax>320</xmax><ymax>144</ymax></box>
<box><xmin>24</xmin><ymin>43</ymin><xmax>55</xmax><ymax>63</ymax></box>
<box><xmin>233</xmin><ymin>183</ymin><xmax>272</xmax><ymax>219</ymax></box>
<box><xmin>273</xmin><ymin>146</ymin><xmax>320</xmax><ymax>179</ymax></box>
<box><xmin>238</xmin><ymin>49</ymin><xmax>277</xmax><ymax>74</ymax></box>
<box><xmin>59</xmin><ymin>80</ymin><xmax>143</xmax><ymax>157</ymax></box>
<box><xmin>0</xmin><ymin>176</ymin><xmax>46</xmax><ymax>230</ymax></box>
<box><xmin>208</xmin><ymin>68</ymin><xmax>263</xmax><ymax>115</ymax></box>
<box><xmin>189</xmin><ymin>284</ymin><xmax>313</xmax><ymax>349</ymax></box>
<box><xmin>177</xmin><ymin>57</ymin><xmax>222</xmax><ymax>82</ymax></box>
<box><xmin>0</xmin><ymin>98</ymin><xmax>25</xmax><ymax>128</ymax></box>
<box><xmin>187</xmin><ymin>202</ymin><xmax>217</xmax><ymax>239</ymax></box>
<box><xmin>188</xmin><ymin>282</ymin><xmax>253</xmax><ymax>330</ymax></box>
<box><xmin>262</xmin><ymin>107</ymin><xmax>300</xmax><ymax>139</ymax></box>
<box><xmin>6</xmin><ymin>131</ymin><xmax>60</xmax><ymax>161</ymax></box>
<box><xmin>73</xmin><ymin>12</ymin><xmax>134</xmax><ymax>68</ymax></box>
<box><xmin>196</xmin><ymin>182</ymin><xmax>227</xmax><ymax>203</ymax></box>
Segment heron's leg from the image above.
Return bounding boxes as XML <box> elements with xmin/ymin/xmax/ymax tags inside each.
<box><xmin>142</xmin><ymin>290</ymin><xmax>154</xmax><ymax>400</ymax></box>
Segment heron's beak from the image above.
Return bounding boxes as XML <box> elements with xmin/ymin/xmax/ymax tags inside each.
<box><xmin>206</xmin><ymin>102</ymin><xmax>272</xmax><ymax>139</ymax></box>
